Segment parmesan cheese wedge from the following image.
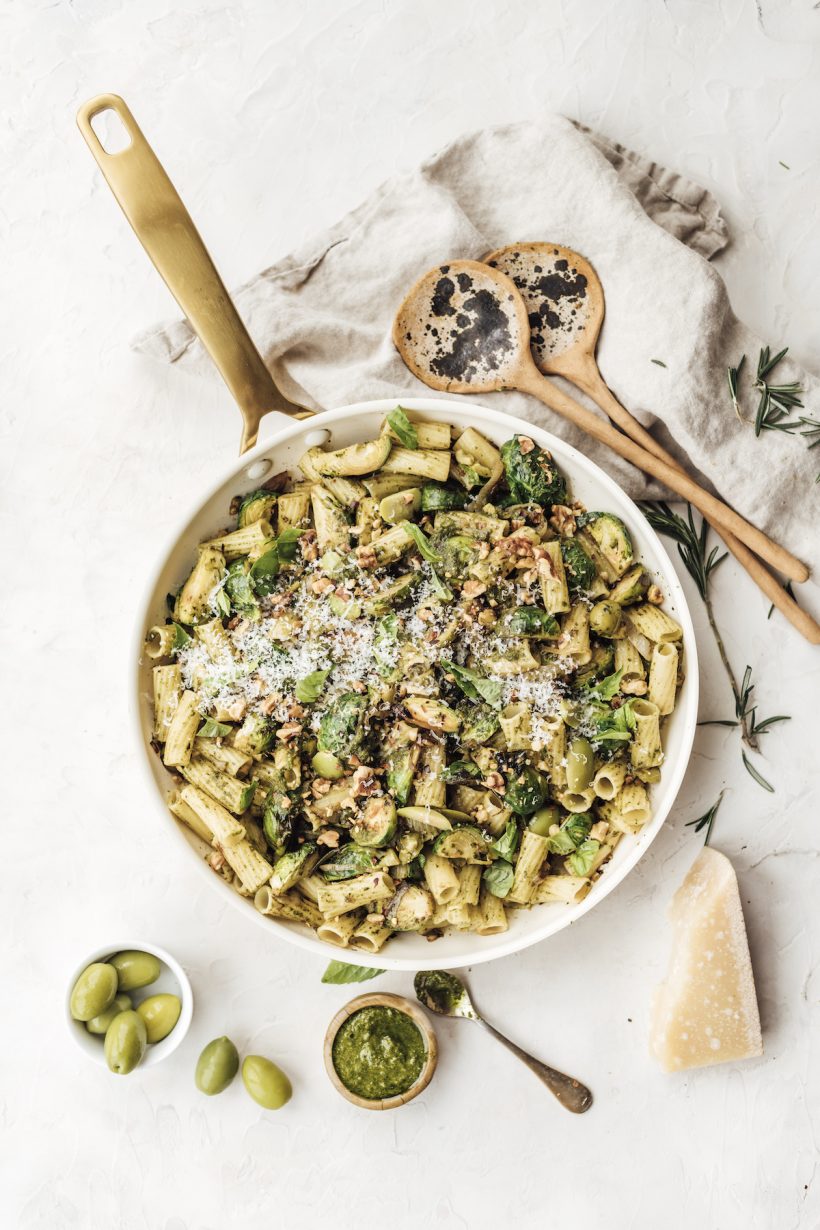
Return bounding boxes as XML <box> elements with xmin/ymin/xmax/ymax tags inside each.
<box><xmin>650</xmin><ymin>847</ymin><xmax>763</xmax><ymax>1072</ymax></box>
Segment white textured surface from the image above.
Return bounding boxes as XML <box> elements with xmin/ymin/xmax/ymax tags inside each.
<box><xmin>3</xmin><ymin>2</ymin><xmax>820</xmax><ymax>1228</ymax></box>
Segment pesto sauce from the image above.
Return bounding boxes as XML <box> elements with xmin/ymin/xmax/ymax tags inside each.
<box><xmin>332</xmin><ymin>1006</ymin><xmax>426</xmax><ymax>1100</ymax></box>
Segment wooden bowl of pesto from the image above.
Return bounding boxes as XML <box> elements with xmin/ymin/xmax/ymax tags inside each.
<box><xmin>323</xmin><ymin>993</ymin><xmax>438</xmax><ymax>1110</ymax></box>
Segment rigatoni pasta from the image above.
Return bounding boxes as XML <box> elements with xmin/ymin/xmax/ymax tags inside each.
<box><xmin>143</xmin><ymin>412</ymin><xmax>684</xmax><ymax>949</ymax></box>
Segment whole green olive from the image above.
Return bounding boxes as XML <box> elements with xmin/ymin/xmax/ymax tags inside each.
<box><xmin>70</xmin><ymin>961</ymin><xmax>119</xmax><ymax>1022</ymax></box>
<box><xmin>242</xmin><ymin>1055</ymin><xmax>292</xmax><ymax>1110</ymax></box>
<box><xmin>104</xmin><ymin>1010</ymin><xmax>148</xmax><ymax>1075</ymax></box>
<box><xmin>589</xmin><ymin>600</ymin><xmax>622</xmax><ymax>638</ymax></box>
<box><xmin>110</xmin><ymin>950</ymin><xmax>161</xmax><ymax>992</ymax></box>
<box><xmin>86</xmin><ymin>993</ymin><xmax>132</xmax><ymax>1035</ymax></box>
<box><xmin>136</xmin><ymin>993</ymin><xmax>181</xmax><ymax>1044</ymax></box>
<box><xmin>195</xmin><ymin>1037</ymin><xmax>240</xmax><ymax>1096</ymax></box>
<box><xmin>528</xmin><ymin>805</ymin><xmax>561</xmax><ymax>837</ymax></box>
<box><xmin>566</xmin><ymin>737</ymin><xmax>595</xmax><ymax>793</ymax></box>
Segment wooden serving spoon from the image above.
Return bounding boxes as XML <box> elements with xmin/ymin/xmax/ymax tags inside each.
<box><xmin>392</xmin><ymin>260</ymin><xmax>809</xmax><ymax>586</ymax></box>
<box><xmin>483</xmin><ymin>243</ymin><xmax>820</xmax><ymax>645</ymax></box>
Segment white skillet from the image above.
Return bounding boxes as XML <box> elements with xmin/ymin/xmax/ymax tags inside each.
<box><xmin>79</xmin><ymin>96</ymin><xmax>698</xmax><ymax>971</ymax></box>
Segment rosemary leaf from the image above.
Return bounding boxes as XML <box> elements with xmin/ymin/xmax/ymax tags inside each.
<box><xmin>685</xmin><ymin>791</ymin><xmax>726</xmax><ymax>845</ymax></box>
<box><xmin>742</xmin><ymin>750</ymin><xmax>774</xmax><ymax>793</ymax></box>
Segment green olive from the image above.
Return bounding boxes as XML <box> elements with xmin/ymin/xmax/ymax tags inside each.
<box><xmin>136</xmin><ymin>993</ymin><xmax>182</xmax><ymax>1044</ymax></box>
<box><xmin>566</xmin><ymin>737</ymin><xmax>595</xmax><ymax>793</ymax></box>
<box><xmin>86</xmin><ymin>993</ymin><xmax>132</xmax><ymax>1035</ymax></box>
<box><xmin>528</xmin><ymin>805</ymin><xmax>561</xmax><ymax>837</ymax></box>
<box><xmin>110</xmin><ymin>950</ymin><xmax>161</xmax><ymax>992</ymax></box>
<box><xmin>69</xmin><ymin>961</ymin><xmax>119</xmax><ymax>1022</ymax></box>
<box><xmin>311</xmin><ymin>750</ymin><xmax>345</xmax><ymax>780</ymax></box>
<box><xmin>104</xmin><ymin>1010</ymin><xmax>147</xmax><ymax>1075</ymax></box>
<box><xmin>589</xmin><ymin>600</ymin><xmax>622</xmax><ymax>637</ymax></box>
<box><xmin>195</xmin><ymin>1037</ymin><xmax>240</xmax><ymax>1096</ymax></box>
<box><xmin>242</xmin><ymin>1055</ymin><xmax>292</xmax><ymax>1110</ymax></box>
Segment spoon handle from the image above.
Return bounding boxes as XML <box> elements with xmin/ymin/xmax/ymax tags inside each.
<box><xmin>517</xmin><ymin>364</ymin><xmax>809</xmax><ymax>584</ymax></box>
<box><xmin>477</xmin><ymin>1017</ymin><xmax>593</xmax><ymax>1113</ymax></box>
<box><xmin>571</xmin><ymin>361</ymin><xmax>820</xmax><ymax>645</ymax></box>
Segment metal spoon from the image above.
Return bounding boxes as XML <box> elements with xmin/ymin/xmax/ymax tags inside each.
<box><xmin>414</xmin><ymin>970</ymin><xmax>593</xmax><ymax>1114</ymax></box>
<box><xmin>483</xmin><ymin>242</ymin><xmax>820</xmax><ymax>645</ymax></box>
<box><xmin>392</xmin><ymin>259</ymin><xmax>808</xmax><ymax>584</ymax></box>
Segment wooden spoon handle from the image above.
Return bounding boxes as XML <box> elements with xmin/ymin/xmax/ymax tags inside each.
<box><xmin>573</xmin><ymin>363</ymin><xmax>820</xmax><ymax>644</ymax></box>
<box><xmin>516</xmin><ymin>365</ymin><xmax>809</xmax><ymax>584</ymax></box>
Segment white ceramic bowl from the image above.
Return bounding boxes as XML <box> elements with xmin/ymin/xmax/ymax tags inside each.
<box><xmin>132</xmin><ymin>397</ymin><xmax>698</xmax><ymax>971</ymax></box>
<box><xmin>66</xmin><ymin>940</ymin><xmax>193</xmax><ymax>1067</ymax></box>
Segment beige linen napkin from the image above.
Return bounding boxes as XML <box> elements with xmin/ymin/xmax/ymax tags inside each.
<box><xmin>135</xmin><ymin>116</ymin><xmax>819</xmax><ymax>579</ymax></box>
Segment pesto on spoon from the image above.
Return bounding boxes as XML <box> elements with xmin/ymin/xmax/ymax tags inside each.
<box><xmin>414</xmin><ymin>971</ymin><xmax>593</xmax><ymax>1114</ymax></box>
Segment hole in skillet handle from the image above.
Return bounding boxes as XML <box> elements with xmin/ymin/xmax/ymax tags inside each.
<box><xmin>90</xmin><ymin>108</ymin><xmax>132</xmax><ymax>155</ymax></box>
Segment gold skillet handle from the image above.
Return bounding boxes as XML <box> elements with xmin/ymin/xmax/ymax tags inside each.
<box><xmin>76</xmin><ymin>94</ymin><xmax>312</xmax><ymax>453</ymax></box>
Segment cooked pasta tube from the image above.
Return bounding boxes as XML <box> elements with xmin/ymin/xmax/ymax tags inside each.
<box><xmin>254</xmin><ymin>886</ymin><xmax>322</xmax><ymax>928</ymax></box>
<box><xmin>414</xmin><ymin>742</ymin><xmax>446</xmax><ymax>808</ymax></box>
<box><xmin>445</xmin><ymin>902</ymin><xmax>474</xmax><ymax>930</ymax></box>
<box><xmin>152</xmin><ymin>664</ymin><xmax>181</xmax><ymax>741</ymax></box>
<box><xmin>630</xmin><ymin>699</ymin><xmax>663</xmax><ymax>768</ymax></box>
<box><xmin>179</xmin><ymin>784</ymin><xmax>245</xmax><ymax>846</ymax></box>
<box><xmin>216</xmin><ymin>837</ymin><xmax>273</xmax><ymax>894</ymax></box>
<box><xmin>317</xmin><ymin>911</ymin><xmax>361</xmax><ymax>947</ymax></box>
<box><xmin>167</xmin><ymin>789</ymin><xmax>213</xmax><ymax>843</ymax></box>
<box><xmin>648</xmin><ymin>642</ymin><xmax>678</xmax><ymax>715</ymax></box>
<box><xmin>163</xmin><ymin>690</ymin><xmax>200</xmax><ymax>767</ymax></box>
<box><xmin>455</xmin><ymin>864</ymin><xmax>482</xmax><ymax>908</ymax></box>
<box><xmin>204</xmin><ymin>520</ymin><xmax>273</xmax><ymax>560</ymax></box>
<box><xmin>555</xmin><ymin>786</ymin><xmax>596</xmax><ymax>813</ymax></box>
<box><xmin>508</xmin><ymin>831</ymin><xmax>549</xmax><ymax>904</ymax></box>
<box><xmin>353</xmin><ymin>913</ymin><xmax>393</xmax><ymax>952</ymax></box>
<box><xmin>145</xmin><ymin>625</ymin><xmax>176</xmax><ymax>660</ymax></box>
<box><xmin>316</xmin><ymin>870</ymin><xmax>395</xmax><ymax>918</ymax></box>
<box><xmin>180</xmin><ymin>757</ymin><xmax>256</xmax><ymax>815</ymax></box>
<box><xmin>627</xmin><ymin>603</ymin><xmax>682</xmax><ymax>643</ymax></box>
<box><xmin>194</xmin><ymin>739</ymin><xmax>252</xmax><ymax>778</ymax></box>
<box><xmin>423</xmin><ymin>854</ymin><xmax>460</xmax><ymax>905</ymax></box>
<box><xmin>471</xmin><ymin>887</ymin><xmax>509</xmax><ymax>935</ymax></box>
<box><xmin>531</xmin><ymin>875</ymin><xmax>590</xmax><ymax>904</ymax></box>
<box><xmin>500</xmin><ymin>702</ymin><xmax>532</xmax><ymax>751</ymax></box>
<box><xmin>593</xmin><ymin>760</ymin><xmax>627</xmax><ymax>801</ymax></box>
<box><xmin>615</xmin><ymin>638</ymin><xmax>645</xmax><ymax>679</ymax></box>
<box><xmin>538</xmin><ymin>542</ymin><xmax>570</xmax><ymax>614</ymax></box>
<box><xmin>540</xmin><ymin>715</ymin><xmax>567</xmax><ymax>788</ymax></box>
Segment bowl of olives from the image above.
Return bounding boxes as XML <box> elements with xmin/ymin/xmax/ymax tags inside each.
<box><xmin>66</xmin><ymin>941</ymin><xmax>193</xmax><ymax>1073</ymax></box>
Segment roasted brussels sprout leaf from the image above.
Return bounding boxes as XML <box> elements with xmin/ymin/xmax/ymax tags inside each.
<box><xmin>482</xmin><ymin>859</ymin><xmax>515</xmax><ymax>898</ymax></box>
<box><xmin>585</xmin><ymin>668</ymin><xmax>624</xmax><ymax>702</ymax></box>
<box><xmin>457</xmin><ymin>701</ymin><xmax>500</xmax><ymax>745</ymax></box>
<box><xmin>561</xmin><ymin>540</ymin><xmax>596</xmax><ymax>593</ymax></box>
<box><xmin>295</xmin><ymin>668</ymin><xmax>331</xmax><ymax>704</ymax></box>
<box><xmin>320</xmin><ymin>843</ymin><xmax>379</xmax><ymax>881</ymax></box>
<box><xmin>197</xmin><ymin>718</ymin><xmax>232</xmax><ymax>738</ymax></box>
<box><xmin>215</xmin><ymin>587</ymin><xmax>231</xmax><ymax>617</ymax></box>
<box><xmin>420</xmin><ymin>482</ymin><xmax>469</xmax><ymax>513</ymax></box>
<box><xmin>440</xmin><ymin>659</ymin><xmax>503</xmax><ymax>710</ymax></box>
<box><xmin>440</xmin><ymin>759</ymin><xmax>481</xmax><ymax>784</ymax></box>
<box><xmin>500</xmin><ymin>436</ymin><xmax>567</xmax><ymax>508</ymax></box>
<box><xmin>546</xmin><ymin>813</ymin><xmax>592</xmax><ymax>854</ymax></box>
<box><xmin>429</xmin><ymin>568</ymin><xmax>454</xmax><ymax>601</ymax></box>
<box><xmin>317</xmin><ymin>692</ymin><xmax>368</xmax><ymax>757</ymax></box>
<box><xmin>321</xmin><ymin>960</ymin><xmax>384</xmax><ymax>985</ymax></box>
<box><xmin>496</xmin><ymin>607</ymin><xmax>559</xmax><ymax>638</ymax></box>
<box><xmin>504</xmin><ymin>764</ymin><xmax>549</xmax><ymax>816</ymax></box>
<box><xmin>386</xmin><ymin>406</ymin><xmax>419</xmax><ymax>450</ymax></box>
<box><xmin>225</xmin><ymin>559</ymin><xmax>259</xmax><ymax>615</ymax></box>
<box><xmin>262</xmin><ymin>787</ymin><xmax>294</xmax><ymax>856</ymax></box>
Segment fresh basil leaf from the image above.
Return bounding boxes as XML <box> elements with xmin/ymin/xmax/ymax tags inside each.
<box><xmin>566</xmin><ymin>838</ymin><xmax>600</xmax><ymax>877</ymax></box>
<box><xmin>585</xmin><ymin>669</ymin><xmax>624</xmax><ymax>701</ymax></box>
<box><xmin>440</xmin><ymin>658</ymin><xmax>503</xmax><ymax>710</ymax></box>
<box><xmin>215</xmin><ymin>588</ymin><xmax>231</xmax><ymax>617</ymax></box>
<box><xmin>295</xmin><ymin>668</ymin><xmax>331</xmax><ymax>704</ymax></box>
<box><xmin>386</xmin><ymin>406</ymin><xmax>419</xmax><ymax>450</ymax></box>
<box><xmin>276</xmin><ymin>527</ymin><xmax>303</xmax><ymax>562</ymax></box>
<box><xmin>595</xmin><ymin>700</ymin><xmax>636</xmax><ymax>744</ymax></box>
<box><xmin>321</xmin><ymin>960</ymin><xmax>384</xmax><ymax>985</ymax></box>
<box><xmin>403</xmin><ymin>521</ymin><xmax>441</xmax><ymax>564</ymax></box>
<box><xmin>491</xmin><ymin>820</ymin><xmax>520</xmax><ymax>861</ymax></box>
<box><xmin>250</xmin><ymin>546</ymin><xmax>280</xmax><ymax>595</ymax></box>
<box><xmin>172</xmin><ymin>622</ymin><xmax>191</xmax><ymax>649</ymax></box>
<box><xmin>429</xmin><ymin>567</ymin><xmax>454</xmax><ymax>602</ymax></box>
<box><xmin>197</xmin><ymin>718</ymin><xmax>232</xmax><ymax>738</ymax></box>
<box><xmin>482</xmin><ymin>859</ymin><xmax>514</xmax><ymax>898</ymax></box>
<box><xmin>440</xmin><ymin>759</ymin><xmax>481</xmax><ymax>783</ymax></box>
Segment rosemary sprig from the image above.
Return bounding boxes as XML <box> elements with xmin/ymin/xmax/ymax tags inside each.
<box><xmin>767</xmin><ymin>580</ymin><xmax>795</xmax><ymax>620</ymax></box>
<box><xmin>798</xmin><ymin>416</ymin><xmax>820</xmax><ymax>482</ymax></box>
<box><xmin>727</xmin><ymin>355</ymin><xmax>745</xmax><ymax>422</ymax></box>
<box><xmin>754</xmin><ymin>346</ymin><xmax>804</xmax><ymax>435</ymax></box>
<box><xmin>685</xmin><ymin>791</ymin><xmax>726</xmax><ymax>844</ymax></box>
<box><xmin>639</xmin><ymin>502</ymin><xmax>726</xmax><ymax>601</ymax></box>
<box><xmin>641</xmin><ymin>501</ymin><xmax>789</xmax><ymax>790</ymax></box>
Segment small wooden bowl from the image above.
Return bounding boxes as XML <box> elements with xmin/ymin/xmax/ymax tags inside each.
<box><xmin>323</xmin><ymin>992</ymin><xmax>438</xmax><ymax>1110</ymax></box>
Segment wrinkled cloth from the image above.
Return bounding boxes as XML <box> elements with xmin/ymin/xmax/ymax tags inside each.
<box><xmin>135</xmin><ymin>116</ymin><xmax>819</xmax><ymax>579</ymax></box>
